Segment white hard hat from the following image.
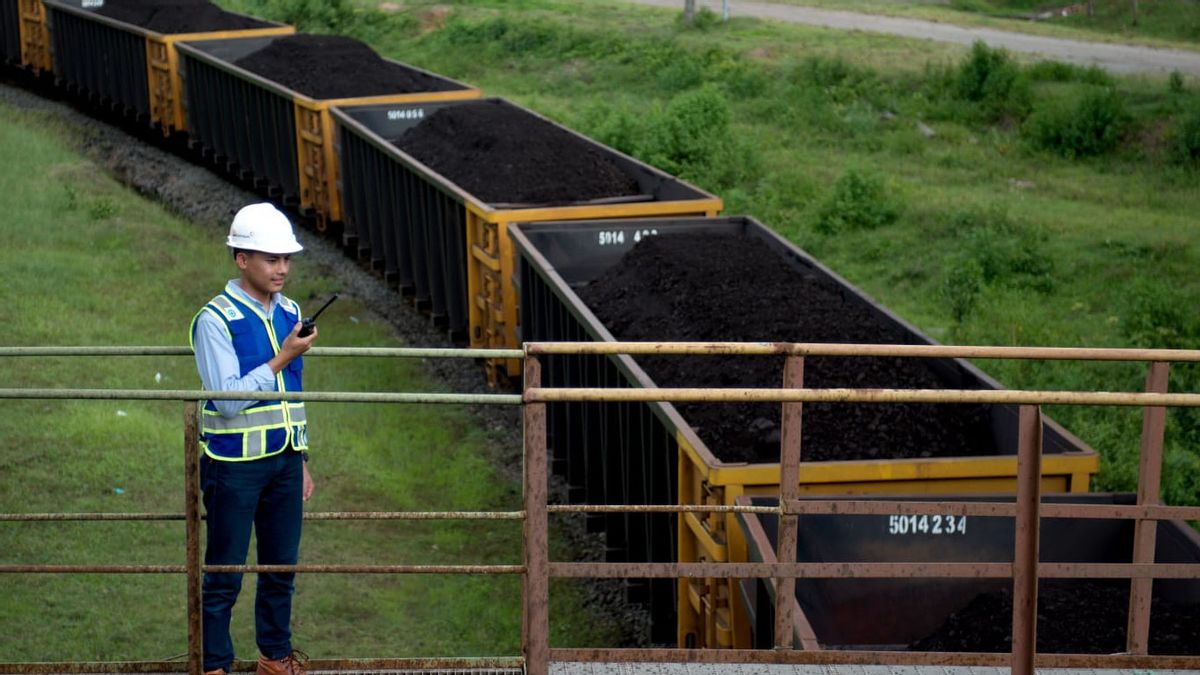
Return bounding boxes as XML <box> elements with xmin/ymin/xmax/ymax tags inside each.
<box><xmin>226</xmin><ymin>203</ymin><xmax>304</xmax><ymax>255</ymax></box>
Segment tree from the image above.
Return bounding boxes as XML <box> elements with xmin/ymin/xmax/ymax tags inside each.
<box><xmin>684</xmin><ymin>0</ymin><xmax>696</xmax><ymax>22</ymax></box>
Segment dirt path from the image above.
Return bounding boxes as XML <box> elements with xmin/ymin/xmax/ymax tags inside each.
<box><xmin>623</xmin><ymin>0</ymin><xmax>1200</xmax><ymax>75</ymax></box>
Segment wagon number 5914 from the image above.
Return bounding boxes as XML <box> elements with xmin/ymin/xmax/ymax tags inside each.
<box><xmin>887</xmin><ymin>514</ymin><xmax>967</xmax><ymax>535</ymax></box>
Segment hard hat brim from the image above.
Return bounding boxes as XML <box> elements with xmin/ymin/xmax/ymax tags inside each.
<box><xmin>226</xmin><ymin>238</ymin><xmax>304</xmax><ymax>255</ymax></box>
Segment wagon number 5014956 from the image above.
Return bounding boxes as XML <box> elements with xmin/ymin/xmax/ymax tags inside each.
<box><xmin>887</xmin><ymin>514</ymin><xmax>967</xmax><ymax>535</ymax></box>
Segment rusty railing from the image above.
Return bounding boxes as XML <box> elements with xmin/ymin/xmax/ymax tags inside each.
<box><xmin>1</xmin><ymin>343</ymin><xmax>1199</xmax><ymax>675</ymax></box>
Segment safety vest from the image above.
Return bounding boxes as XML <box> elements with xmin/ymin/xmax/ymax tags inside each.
<box><xmin>189</xmin><ymin>291</ymin><xmax>308</xmax><ymax>461</ymax></box>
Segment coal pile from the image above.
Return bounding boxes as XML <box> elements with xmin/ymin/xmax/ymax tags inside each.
<box><xmin>94</xmin><ymin>0</ymin><xmax>270</xmax><ymax>33</ymax></box>
<box><xmin>577</xmin><ymin>232</ymin><xmax>997</xmax><ymax>463</ymax></box>
<box><xmin>911</xmin><ymin>580</ymin><xmax>1200</xmax><ymax>654</ymax></box>
<box><xmin>233</xmin><ymin>34</ymin><xmax>458</xmax><ymax>100</ymax></box>
<box><xmin>392</xmin><ymin>99</ymin><xmax>642</xmax><ymax>205</ymax></box>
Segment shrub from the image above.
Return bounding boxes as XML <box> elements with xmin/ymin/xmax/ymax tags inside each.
<box><xmin>1174</xmin><ymin>108</ymin><xmax>1200</xmax><ymax>165</ymax></box>
<box><xmin>797</xmin><ymin>56</ymin><xmax>887</xmax><ymax>107</ymax></box>
<box><xmin>262</xmin><ymin>0</ymin><xmax>358</xmax><ymax>31</ymax></box>
<box><xmin>954</xmin><ymin>41</ymin><xmax>1031</xmax><ymax>121</ymax></box>
<box><xmin>952</xmin><ymin>208</ymin><xmax>1054</xmax><ymax>292</ymax></box>
<box><xmin>1119</xmin><ymin>278</ymin><xmax>1197</xmax><ymax>349</ymax></box>
<box><xmin>584</xmin><ymin>87</ymin><xmax>758</xmax><ymax>190</ymax></box>
<box><xmin>1169</xmin><ymin>70</ymin><xmax>1185</xmax><ymax>94</ymax></box>
<box><xmin>643</xmin><ymin>85</ymin><xmax>731</xmax><ymax>173</ymax></box>
<box><xmin>941</xmin><ymin>256</ymin><xmax>984</xmax><ymax>323</ymax></box>
<box><xmin>1079</xmin><ymin>65</ymin><xmax>1113</xmax><ymax>87</ymax></box>
<box><xmin>814</xmin><ymin>168</ymin><xmax>902</xmax><ymax>235</ymax></box>
<box><xmin>657</xmin><ymin>59</ymin><xmax>704</xmax><ymax>92</ymax></box>
<box><xmin>1023</xmin><ymin>87</ymin><xmax>1129</xmax><ymax>158</ymax></box>
<box><xmin>684</xmin><ymin>7</ymin><xmax>722</xmax><ymax>31</ymax></box>
<box><xmin>585</xmin><ymin>104</ymin><xmax>645</xmax><ymax>157</ymax></box>
<box><xmin>1025</xmin><ymin>61</ymin><xmax>1078</xmax><ymax>83</ymax></box>
<box><xmin>88</xmin><ymin>198</ymin><xmax>117</xmax><ymax>221</ymax></box>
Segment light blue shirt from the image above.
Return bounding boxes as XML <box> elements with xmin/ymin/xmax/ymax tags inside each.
<box><xmin>193</xmin><ymin>280</ymin><xmax>294</xmax><ymax>419</ymax></box>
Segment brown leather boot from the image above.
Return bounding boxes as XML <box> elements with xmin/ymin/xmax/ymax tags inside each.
<box><xmin>256</xmin><ymin>650</ymin><xmax>308</xmax><ymax>675</ymax></box>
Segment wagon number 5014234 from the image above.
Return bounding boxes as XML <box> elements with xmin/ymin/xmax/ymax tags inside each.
<box><xmin>887</xmin><ymin>514</ymin><xmax>967</xmax><ymax>535</ymax></box>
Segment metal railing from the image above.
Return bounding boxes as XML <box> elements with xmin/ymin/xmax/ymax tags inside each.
<box><xmin>2</xmin><ymin>343</ymin><xmax>1200</xmax><ymax>675</ymax></box>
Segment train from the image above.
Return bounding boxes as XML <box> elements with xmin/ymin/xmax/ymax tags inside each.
<box><xmin>1</xmin><ymin>0</ymin><xmax>1102</xmax><ymax>648</ymax></box>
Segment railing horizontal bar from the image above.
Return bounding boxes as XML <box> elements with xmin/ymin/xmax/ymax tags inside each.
<box><xmin>0</xmin><ymin>511</ymin><xmax>526</xmax><ymax>522</ymax></box>
<box><xmin>0</xmin><ymin>564</ymin><xmax>525</xmax><ymax>574</ymax></box>
<box><xmin>0</xmin><ymin>656</ymin><xmax>525</xmax><ymax>674</ymax></box>
<box><xmin>12</xmin><ymin>561</ymin><xmax>1191</xmax><ymax>579</ymax></box>
<box><xmin>525</xmin><ymin>387</ymin><xmax>1200</xmax><ymax>407</ymax></box>
<box><xmin>548</xmin><ymin>562</ymin><xmax>1200</xmax><ymax>579</ymax></box>
<box><xmin>0</xmin><ymin>389</ymin><xmax>523</xmax><ymax>405</ymax></box>
<box><xmin>304</xmin><ymin>510</ymin><xmax>525</xmax><ymax>520</ymax></box>
<box><xmin>0</xmin><ymin>346</ymin><xmax>524</xmax><ymax>359</ymax></box>
<box><xmin>550</xmin><ymin>562</ymin><xmax>1013</xmax><ymax>579</ymax></box>
<box><xmin>0</xmin><ymin>513</ymin><xmax>186</xmax><ymax>521</ymax></box>
<box><xmin>548</xmin><ymin>648</ymin><xmax>1200</xmax><ymax>669</ymax></box>
<box><xmin>783</xmin><ymin>500</ymin><xmax>1200</xmax><ymax>520</ymax></box>
<box><xmin>0</xmin><ymin>565</ymin><xmax>187</xmax><ymax>573</ymax></box>
<box><xmin>7</xmin><ymin>388</ymin><xmax>1198</xmax><ymax>408</ymax></box>
<box><xmin>547</xmin><ymin>504</ymin><xmax>779</xmax><ymax>514</ymax></box>
<box><xmin>204</xmin><ymin>564</ymin><xmax>525</xmax><ymax>574</ymax></box>
<box><xmin>9</xmin><ymin>343</ymin><xmax>1200</xmax><ymax>362</ymax></box>
<box><xmin>524</xmin><ymin>341</ymin><xmax>1200</xmax><ymax>362</ymax></box>
<box><xmin>9</xmin><ymin>503</ymin><xmax>1194</xmax><ymax>524</ymax></box>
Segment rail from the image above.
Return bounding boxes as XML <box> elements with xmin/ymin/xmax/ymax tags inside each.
<box><xmin>1</xmin><ymin>343</ymin><xmax>1198</xmax><ymax>675</ymax></box>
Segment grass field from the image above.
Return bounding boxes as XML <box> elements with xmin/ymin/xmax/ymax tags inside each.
<box><xmin>0</xmin><ymin>103</ymin><xmax>618</xmax><ymax>660</ymax></box>
<box><xmin>221</xmin><ymin>0</ymin><xmax>1200</xmax><ymax>506</ymax></box>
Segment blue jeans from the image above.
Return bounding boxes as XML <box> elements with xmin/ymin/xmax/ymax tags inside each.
<box><xmin>200</xmin><ymin>451</ymin><xmax>303</xmax><ymax>672</ymax></box>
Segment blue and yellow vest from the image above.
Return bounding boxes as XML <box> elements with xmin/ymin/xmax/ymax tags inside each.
<box><xmin>189</xmin><ymin>291</ymin><xmax>308</xmax><ymax>461</ymax></box>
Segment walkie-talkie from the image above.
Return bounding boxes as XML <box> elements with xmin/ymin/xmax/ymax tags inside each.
<box><xmin>298</xmin><ymin>294</ymin><xmax>338</xmax><ymax>338</ymax></box>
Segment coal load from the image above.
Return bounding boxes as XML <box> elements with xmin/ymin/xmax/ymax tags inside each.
<box><xmin>577</xmin><ymin>232</ymin><xmax>996</xmax><ymax>463</ymax></box>
<box><xmin>911</xmin><ymin>580</ymin><xmax>1200</xmax><ymax>654</ymax></box>
<box><xmin>233</xmin><ymin>34</ymin><xmax>457</xmax><ymax>100</ymax></box>
<box><xmin>392</xmin><ymin>100</ymin><xmax>642</xmax><ymax>205</ymax></box>
<box><xmin>94</xmin><ymin>0</ymin><xmax>271</xmax><ymax>33</ymax></box>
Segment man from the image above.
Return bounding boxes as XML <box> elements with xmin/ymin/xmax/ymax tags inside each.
<box><xmin>189</xmin><ymin>203</ymin><xmax>316</xmax><ymax>675</ymax></box>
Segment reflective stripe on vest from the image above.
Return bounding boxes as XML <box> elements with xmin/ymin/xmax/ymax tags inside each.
<box><xmin>201</xmin><ymin>404</ymin><xmax>286</xmax><ymax>432</ymax></box>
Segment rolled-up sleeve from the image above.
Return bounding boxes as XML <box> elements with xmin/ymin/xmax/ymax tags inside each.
<box><xmin>193</xmin><ymin>311</ymin><xmax>277</xmax><ymax>418</ymax></box>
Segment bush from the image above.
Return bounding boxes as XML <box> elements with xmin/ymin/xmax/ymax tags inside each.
<box><xmin>1119</xmin><ymin>278</ymin><xmax>1197</xmax><ymax>350</ymax></box>
<box><xmin>657</xmin><ymin>59</ymin><xmax>704</xmax><ymax>92</ymax></box>
<box><xmin>681</xmin><ymin>7</ymin><xmax>722</xmax><ymax>31</ymax></box>
<box><xmin>954</xmin><ymin>41</ymin><xmax>1031</xmax><ymax>121</ymax></box>
<box><xmin>941</xmin><ymin>256</ymin><xmax>984</xmax><ymax>323</ymax></box>
<box><xmin>1169</xmin><ymin>69</ymin><xmax>1185</xmax><ymax>94</ymax></box>
<box><xmin>583</xmin><ymin>86</ymin><xmax>759</xmax><ymax>190</ymax></box>
<box><xmin>1174</xmin><ymin>108</ymin><xmax>1200</xmax><ymax>165</ymax></box>
<box><xmin>261</xmin><ymin>0</ymin><xmax>358</xmax><ymax>31</ymax></box>
<box><xmin>643</xmin><ymin>85</ymin><xmax>731</xmax><ymax>172</ymax></box>
<box><xmin>814</xmin><ymin>168</ymin><xmax>902</xmax><ymax>235</ymax></box>
<box><xmin>1023</xmin><ymin>87</ymin><xmax>1129</xmax><ymax>158</ymax></box>
<box><xmin>952</xmin><ymin>208</ymin><xmax>1054</xmax><ymax>292</ymax></box>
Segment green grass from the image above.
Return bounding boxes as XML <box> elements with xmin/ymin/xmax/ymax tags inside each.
<box><xmin>0</xmin><ymin>104</ymin><xmax>618</xmax><ymax>660</ymax></box>
<box><xmin>220</xmin><ymin>0</ymin><xmax>1200</xmax><ymax>506</ymax></box>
